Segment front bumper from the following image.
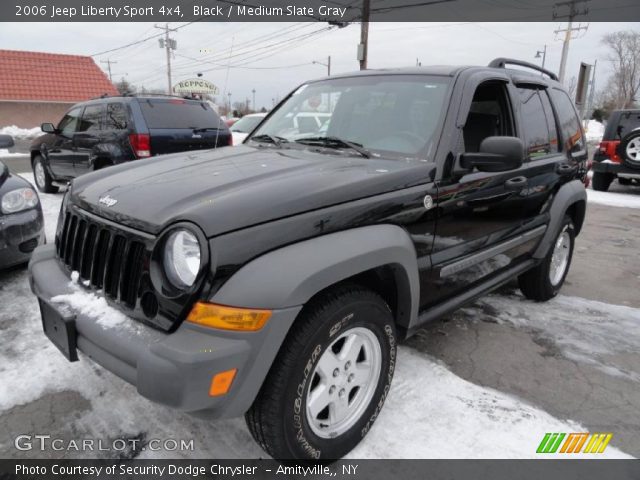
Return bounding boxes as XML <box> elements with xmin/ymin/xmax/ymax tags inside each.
<box><xmin>0</xmin><ymin>207</ymin><xmax>44</xmax><ymax>269</ymax></box>
<box><xmin>592</xmin><ymin>160</ymin><xmax>640</xmax><ymax>178</ymax></box>
<box><xmin>28</xmin><ymin>244</ymin><xmax>302</xmax><ymax>417</ymax></box>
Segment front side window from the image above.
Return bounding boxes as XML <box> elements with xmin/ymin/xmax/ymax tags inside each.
<box><xmin>77</xmin><ymin>104</ymin><xmax>104</xmax><ymax>132</ymax></box>
<box><xmin>251</xmin><ymin>75</ymin><xmax>451</xmax><ymax>159</ymax></box>
<box><xmin>57</xmin><ymin>107</ymin><xmax>81</xmax><ymax>135</ymax></box>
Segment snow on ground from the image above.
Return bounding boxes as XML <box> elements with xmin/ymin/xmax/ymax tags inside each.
<box><xmin>469</xmin><ymin>294</ymin><xmax>640</xmax><ymax>383</ymax></box>
<box><xmin>0</xmin><ymin>149</ymin><xmax>29</xmax><ymax>157</ymax></box>
<box><xmin>0</xmin><ymin>178</ymin><xmax>636</xmax><ymax>459</ymax></box>
<box><xmin>584</xmin><ymin>119</ymin><xmax>605</xmax><ymax>144</ymax></box>
<box><xmin>587</xmin><ymin>188</ymin><xmax>640</xmax><ymax>209</ymax></box>
<box><xmin>0</xmin><ymin>125</ymin><xmax>41</xmax><ymax>139</ymax></box>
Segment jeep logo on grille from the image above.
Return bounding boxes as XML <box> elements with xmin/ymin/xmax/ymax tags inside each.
<box><xmin>98</xmin><ymin>195</ymin><xmax>118</xmax><ymax>207</ymax></box>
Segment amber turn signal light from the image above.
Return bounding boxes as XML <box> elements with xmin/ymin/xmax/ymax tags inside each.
<box><xmin>187</xmin><ymin>302</ymin><xmax>272</xmax><ymax>331</ymax></box>
<box><xmin>209</xmin><ymin>368</ymin><xmax>237</xmax><ymax>396</ymax></box>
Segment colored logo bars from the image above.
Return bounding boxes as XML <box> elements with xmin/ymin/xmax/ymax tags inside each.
<box><xmin>537</xmin><ymin>433</ymin><xmax>613</xmax><ymax>454</ymax></box>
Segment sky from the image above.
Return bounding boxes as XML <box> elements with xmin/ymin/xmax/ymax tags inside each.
<box><xmin>1</xmin><ymin>21</ymin><xmax>639</xmax><ymax>110</ymax></box>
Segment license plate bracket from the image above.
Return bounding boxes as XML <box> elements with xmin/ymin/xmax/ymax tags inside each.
<box><xmin>39</xmin><ymin>299</ymin><xmax>78</xmax><ymax>362</ymax></box>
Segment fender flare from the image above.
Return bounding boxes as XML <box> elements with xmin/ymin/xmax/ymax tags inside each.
<box><xmin>211</xmin><ymin>224</ymin><xmax>420</xmax><ymax>328</ymax></box>
<box><xmin>533</xmin><ymin>179</ymin><xmax>586</xmax><ymax>259</ymax></box>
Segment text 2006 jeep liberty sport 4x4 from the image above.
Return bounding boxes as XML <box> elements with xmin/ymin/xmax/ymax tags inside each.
<box><xmin>29</xmin><ymin>59</ymin><xmax>588</xmax><ymax>460</ymax></box>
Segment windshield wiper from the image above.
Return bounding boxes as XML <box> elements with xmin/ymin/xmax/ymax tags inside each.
<box><xmin>249</xmin><ymin>134</ymin><xmax>289</xmax><ymax>146</ymax></box>
<box><xmin>295</xmin><ymin>136</ymin><xmax>371</xmax><ymax>158</ymax></box>
<box><xmin>192</xmin><ymin>127</ymin><xmax>220</xmax><ymax>133</ymax></box>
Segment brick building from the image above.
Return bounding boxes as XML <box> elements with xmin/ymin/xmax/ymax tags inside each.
<box><xmin>0</xmin><ymin>49</ymin><xmax>118</xmax><ymax>128</ymax></box>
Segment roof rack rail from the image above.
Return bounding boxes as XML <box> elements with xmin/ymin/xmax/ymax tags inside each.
<box><xmin>488</xmin><ymin>58</ymin><xmax>558</xmax><ymax>81</ymax></box>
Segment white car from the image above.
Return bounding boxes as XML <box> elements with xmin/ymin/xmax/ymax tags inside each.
<box><xmin>230</xmin><ymin>113</ymin><xmax>267</xmax><ymax>145</ymax></box>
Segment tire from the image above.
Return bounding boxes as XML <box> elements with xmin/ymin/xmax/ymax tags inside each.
<box><xmin>619</xmin><ymin>130</ymin><xmax>640</xmax><ymax>169</ymax></box>
<box><xmin>591</xmin><ymin>171</ymin><xmax>613</xmax><ymax>192</ymax></box>
<box><xmin>32</xmin><ymin>155</ymin><xmax>58</xmax><ymax>194</ymax></box>
<box><xmin>245</xmin><ymin>284</ymin><xmax>397</xmax><ymax>460</ymax></box>
<box><xmin>618</xmin><ymin>177</ymin><xmax>632</xmax><ymax>186</ymax></box>
<box><xmin>518</xmin><ymin>216</ymin><xmax>575</xmax><ymax>302</ymax></box>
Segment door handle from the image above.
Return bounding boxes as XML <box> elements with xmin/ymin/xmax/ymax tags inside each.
<box><xmin>504</xmin><ymin>176</ymin><xmax>527</xmax><ymax>191</ymax></box>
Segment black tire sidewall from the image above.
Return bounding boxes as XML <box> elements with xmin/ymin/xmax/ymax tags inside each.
<box><xmin>282</xmin><ymin>296</ymin><xmax>397</xmax><ymax>460</ymax></box>
<box><xmin>543</xmin><ymin>219</ymin><xmax>575</xmax><ymax>295</ymax></box>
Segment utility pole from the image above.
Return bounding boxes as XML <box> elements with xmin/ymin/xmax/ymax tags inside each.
<box><xmin>327</xmin><ymin>55</ymin><xmax>331</xmax><ymax>76</ymax></box>
<box><xmin>553</xmin><ymin>0</ymin><xmax>589</xmax><ymax>84</ymax></box>
<box><xmin>252</xmin><ymin>89</ymin><xmax>256</xmax><ymax>111</ymax></box>
<box><xmin>100</xmin><ymin>59</ymin><xmax>117</xmax><ymax>82</ymax></box>
<box><xmin>358</xmin><ymin>0</ymin><xmax>370</xmax><ymax>70</ymax></box>
<box><xmin>155</xmin><ymin>23</ymin><xmax>177</xmax><ymax>95</ymax></box>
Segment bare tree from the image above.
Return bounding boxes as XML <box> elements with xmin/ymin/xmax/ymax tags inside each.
<box><xmin>115</xmin><ymin>77</ymin><xmax>137</xmax><ymax>96</ymax></box>
<box><xmin>566</xmin><ymin>76</ymin><xmax>577</xmax><ymax>100</ymax></box>
<box><xmin>602</xmin><ymin>30</ymin><xmax>640</xmax><ymax>109</ymax></box>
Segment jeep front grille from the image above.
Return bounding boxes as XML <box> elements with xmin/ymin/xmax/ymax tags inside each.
<box><xmin>56</xmin><ymin>211</ymin><xmax>147</xmax><ymax>309</ymax></box>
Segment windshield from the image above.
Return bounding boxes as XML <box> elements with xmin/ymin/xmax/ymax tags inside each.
<box><xmin>250</xmin><ymin>75</ymin><xmax>451</xmax><ymax>159</ymax></box>
<box><xmin>231</xmin><ymin>115</ymin><xmax>265</xmax><ymax>133</ymax></box>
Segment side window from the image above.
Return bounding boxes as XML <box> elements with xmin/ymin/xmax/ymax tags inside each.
<box><xmin>540</xmin><ymin>91</ymin><xmax>559</xmax><ymax>153</ymax></box>
<box><xmin>106</xmin><ymin>103</ymin><xmax>128</xmax><ymax>130</ymax></box>
<box><xmin>517</xmin><ymin>88</ymin><xmax>551</xmax><ymax>159</ymax></box>
<box><xmin>463</xmin><ymin>81</ymin><xmax>514</xmax><ymax>153</ymax></box>
<box><xmin>548</xmin><ymin>89</ymin><xmax>585</xmax><ymax>153</ymax></box>
<box><xmin>77</xmin><ymin>104</ymin><xmax>104</xmax><ymax>132</ymax></box>
<box><xmin>57</xmin><ymin>107</ymin><xmax>81</xmax><ymax>135</ymax></box>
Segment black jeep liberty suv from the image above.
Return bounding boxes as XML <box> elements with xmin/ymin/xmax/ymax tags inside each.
<box><xmin>29</xmin><ymin>58</ymin><xmax>588</xmax><ymax>460</ymax></box>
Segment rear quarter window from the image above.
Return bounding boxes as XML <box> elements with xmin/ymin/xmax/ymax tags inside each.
<box><xmin>548</xmin><ymin>89</ymin><xmax>585</xmax><ymax>152</ymax></box>
<box><xmin>106</xmin><ymin>103</ymin><xmax>129</xmax><ymax>130</ymax></box>
<box><xmin>138</xmin><ymin>99</ymin><xmax>223</xmax><ymax>129</ymax></box>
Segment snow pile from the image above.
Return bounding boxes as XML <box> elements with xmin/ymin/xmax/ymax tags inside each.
<box><xmin>584</xmin><ymin>119</ymin><xmax>605</xmax><ymax>143</ymax></box>
<box><xmin>350</xmin><ymin>348</ymin><xmax>631</xmax><ymax>459</ymax></box>
<box><xmin>587</xmin><ymin>189</ymin><xmax>640</xmax><ymax>209</ymax></box>
<box><xmin>0</xmin><ymin>149</ymin><xmax>29</xmax><ymax>157</ymax></box>
<box><xmin>474</xmin><ymin>293</ymin><xmax>640</xmax><ymax>382</ymax></box>
<box><xmin>0</xmin><ymin>125</ymin><xmax>41</xmax><ymax>139</ymax></box>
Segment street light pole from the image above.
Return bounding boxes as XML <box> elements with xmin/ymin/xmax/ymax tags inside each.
<box><xmin>252</xmin><ymin>89</ymin><xmax>256</xmax><ymax>111</ymax></box>
<box><xmin>312</xmin><ymin>56</ymin><xmax>331</xmax><ymax>76</ymax></box>
<box><xmin>535</xmin><ymin>45</ymin><xmax>547</xmax><ymax>69</ymax></box>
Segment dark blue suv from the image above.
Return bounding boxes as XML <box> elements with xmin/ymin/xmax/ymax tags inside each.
<box><xmin>30</xmin><ymin>96</ymin><xmax>232</xmax><ymax>193</ymax></box>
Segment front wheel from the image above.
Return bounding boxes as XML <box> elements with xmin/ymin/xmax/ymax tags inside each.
<box><xmin>519</xmin><ymin>216</ymin><xmax>575</xmax><ymax>302</ymax></box>
<box><xmin>245</xmin><ymin>285</ymin><xmax>397</xmax><ymax>460</ymax></box>
<box><xmin>32</xmin><ymin>155</ymin><xmax>58</xmax><ymax>193</ymax></box>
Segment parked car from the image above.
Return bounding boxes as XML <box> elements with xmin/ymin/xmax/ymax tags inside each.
<box><xmin>230</xmin><ymin>113</ymin><xmax>267</xmax><ymax>145</ymax></box>
<box><xmin>0</xmin><ymin>135</ymin><xmax>44</xmax><ymax>269</ymax></box>
<box><xmin>29</xmin><ymin>58</ymin><xmax>587</xmax><ymax>460</ymax></box>
<box><xmin>30</xmin><ymin>96</ymin><xmax>232</xmax><ymax>193</ymax></box>
<box><xmin>592</xmin><ymin>109</ymin><xmax>640</xmax><ymax>191</ymax></box>
<box><xmin>225</xmin><ymin>117</ymin><xmax>240</xmax><ymax>127</ymax></box>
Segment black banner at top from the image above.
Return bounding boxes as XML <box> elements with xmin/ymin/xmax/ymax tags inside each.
<box><xmin>4</xmin><ymin>0</ymin><xmax>640</xmax><ymax>22</ymax></box>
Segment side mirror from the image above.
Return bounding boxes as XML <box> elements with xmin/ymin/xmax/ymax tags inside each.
<box><xmin>460</xmin><ymin>136</ymin><xmax>524</xmax><ymax>173</ymax></box>
<box><xmin>0</xmin><ymin>134</ymin><xmax>14</xmax><ymax>149</ymax></box>
<box><xmin>41</xmin><ymin>122</ymin><xmax>56</xmax><ymax>134</ymax></box>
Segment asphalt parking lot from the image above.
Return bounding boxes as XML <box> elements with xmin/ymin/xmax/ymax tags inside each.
<box><xmin>0</xmin><ymin>161</ymin><xmax>638</xmax><ymax>459</ymax></box>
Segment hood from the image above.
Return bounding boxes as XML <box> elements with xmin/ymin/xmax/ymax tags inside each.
<box><xmin>71</xmin><ymin>145</ymin><xmax>435</xmax><ymax>237</ymax></box>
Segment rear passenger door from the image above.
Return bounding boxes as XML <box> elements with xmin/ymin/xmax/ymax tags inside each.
<box><xmin>74</xmin><ymin>103</ymin><xmax>105</xmax><ymax>175</ymax></box>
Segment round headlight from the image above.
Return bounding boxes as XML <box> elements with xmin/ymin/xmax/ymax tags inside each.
<box><xmin>163</xmin><ymin>229</ymin><xmax>201</xmax><ymax>288</ymax></box>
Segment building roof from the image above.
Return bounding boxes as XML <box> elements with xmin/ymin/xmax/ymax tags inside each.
<box><xmin>0</xmin><ymin>49</ymin><xmax>118</xmax><ymax>102</ymax></box>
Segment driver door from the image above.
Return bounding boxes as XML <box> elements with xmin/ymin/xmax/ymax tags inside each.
<box><xmin>48</xmin><ymin>107</ymin><xmax>81</xmax><ymax>179</ymax></box>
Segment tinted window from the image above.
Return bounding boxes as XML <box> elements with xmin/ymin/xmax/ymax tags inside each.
<box><xmin>139</xmin><ymin>99</ymin><xmax>223</xmax><ymax>129</ymax></box>
<box><xmin>540</xmin><ymin>91</ymin><xmax>559</xmax><ymax>152</ymax></box>
<box><xmin>548</xmin><ymin>89</ymin><xmax>585</xmax><ymax>152</ymax></box>
<box><xmin>77</xmin><ymin>104</ymin><xmax>104</xmax><ymax>132</ymax></box>
<box><xmin>58</xmin><ymin>107</ymin><xmax>81</xmax><ymax>134</ymax></box>
<box><xmin>106</xmin><ymin>103</ymin><xmax>128</xmax><ymax>130</ymax></box>
<box><xmin>615</xmin><ymin>111</ymin><xmax>640</xmax><ymax>138</ymax></box>
<box><xmin>518</xmin><ymin>88</ymin><xmax>551</xmax><ymax>158</ymax></box>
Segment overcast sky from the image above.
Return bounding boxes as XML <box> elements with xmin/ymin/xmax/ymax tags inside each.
<box><xmin>1</xmin><ymin>21</ymin><xmax>638</xmax><ymax>109</ymax></box>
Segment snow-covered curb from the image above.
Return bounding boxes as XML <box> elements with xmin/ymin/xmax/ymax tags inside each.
<box><xmin>0</xmin><ymin>125</ymin><xmax>41</xmax><ymax>139</ymax></box>
<box><xmin>587</xmin><ymin>188</ymin><xmax>640</xmax><ymax>209</ymax></box>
